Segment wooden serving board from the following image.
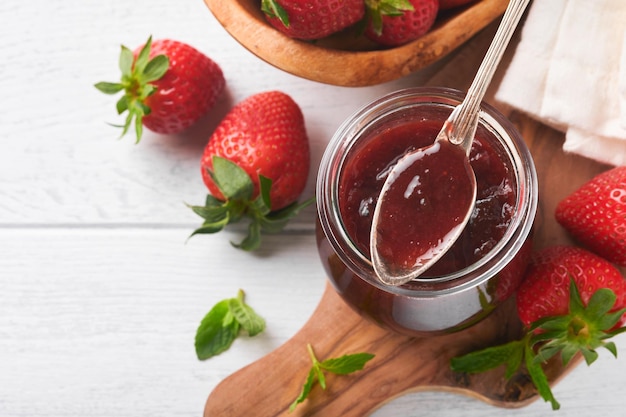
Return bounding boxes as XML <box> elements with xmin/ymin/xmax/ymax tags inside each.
<box><xmin>203</xmin><ymin>113</ymin><xmax>612</xmax><ymax>416</ymax></box>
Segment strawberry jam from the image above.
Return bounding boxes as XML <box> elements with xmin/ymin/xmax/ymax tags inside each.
<box><xmin>340</xmin><ymin>118</ymin><xmax>516</xmax><ymax>277</ymax></box>
<box><xmin>371</xmin><ymin>139</ymin><xmax>476</xmax><ymax>278</ymax></box>
<box><xmin>316</xmin><ymin>88</ymin><xmax>538</xmax><ymax>336</ymax></box>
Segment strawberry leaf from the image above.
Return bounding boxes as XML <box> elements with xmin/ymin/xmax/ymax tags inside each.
<box><xmin>261</xmin><ymin>0</ymin><xmax>290</xmax><ymax>27</ymax></box>
<box><xmin>258</xmin><ymin>175</ymin><xmax>273</xmax><ymax>214</ymax></box>
<box><xmin>95</xmin><ymin>35</ymin><xmax>170</xmax><ymax>143</ymax></box>
<box><xmin>119</xmin><ymin>45</ymin><xmax>134</xmax><ymax>78</ymax></box>
<box><xmin>190</xmin><ymin>159</ymin><xmax>313</xmax><ymax>250</ymax></box>
<box><xmin>210</xmin><ymin>156</ymin><xmax>254</xmax><ymax>201</ymax></box>
<box><xmin>365</xmin><ymin>0</ymin><xmax>415</xmax><ymax>35</ymax></box>
<box><xmin>231</xmin><ymin>220</ymin><xmax>262</xmax><ymax>252</ymax></box>
<box><xmin>134</xmin><ymin>36</ymin><xmax>152</xmax><ymax>73</ymax></box>
<box><xmin>94</xmin><ymin>82</ymin><xmax>125</xmax><ymax>94</ymax></box>
<box><xmin>260</xmin><ymin>196</ymin><xmax>316</xmax><ymax>234</ymax></box>
<box><xmin>142</xmin><ymin>55</ymin><xmax>169</xmax><ymax>83</ymax></box>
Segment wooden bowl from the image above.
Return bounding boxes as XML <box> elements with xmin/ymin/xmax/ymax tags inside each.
<box><xmin>204</xmin><ymin>0</ymin><xmax>508</xmax><ymax>87</ymax></box>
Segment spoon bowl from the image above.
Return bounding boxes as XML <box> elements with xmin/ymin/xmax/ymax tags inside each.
<box><xmin>370</xmin><ymin>0</ymin><xmax>531</xmax><ymax>286</ymax></box>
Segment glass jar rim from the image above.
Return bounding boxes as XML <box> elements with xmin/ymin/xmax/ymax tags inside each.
<box><xmin>316</xmin><ymin>87</ymin><xmax>538</xmax><ymax>298</ymax></box>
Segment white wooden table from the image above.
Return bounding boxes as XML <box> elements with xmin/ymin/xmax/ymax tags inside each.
<box><xmin>1</xmin><ymin>1</ymin><xmax>623</xmax><ymax>416</ymax></box>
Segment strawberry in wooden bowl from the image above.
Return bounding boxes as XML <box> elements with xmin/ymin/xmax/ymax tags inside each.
<box><xmin>204</xmin><ymin>0</ymin><xmax>509</xmax><ymax>86</ymax></box>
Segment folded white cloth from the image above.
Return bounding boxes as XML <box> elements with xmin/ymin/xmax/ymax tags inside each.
<box><xmin>495</xmin><ymin>0</ymin><xmax>626</xmax><ymax>166</ymax></box>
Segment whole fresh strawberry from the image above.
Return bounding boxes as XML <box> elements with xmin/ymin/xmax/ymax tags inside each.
<box><xmin>95</xmin><ymin>36</ymin><xmax>225</xmax><ymax>142</ymax></box>
<box><xmin>555</xmin><ymin>166</ymin><xmax>626</xmax><ymax>266</ymax></box>
<box><xmin>188</xmin><ymin>91</ymin><xmax>313</xmax><ymax>250</ymax></box>
<box><xmin>261</xmin><ymin>0</ymin><xmax>365</xmax><ymax>40</ymax></box>
<box><xmin>439</xmin><ymin>0</ymin><xmax>477</xmax><ymax>10</ymax></box>
<box><xmin>451</xmin><ymin>246</ymin><xmax>626</xmax><ymax>410</ymax></box>
<box><xmin>365</xmin><ymin>0</ymin><xmax>439</xmax><ymax>47</ymax></box>
<box><xmin>516</xmin><ymin>246</ymin><xmax>626</xmax><ymax>328</ymax></box>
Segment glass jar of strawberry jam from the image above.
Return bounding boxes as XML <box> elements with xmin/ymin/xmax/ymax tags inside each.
<box><xmin>316</xmin><ymin>88</ymin><xmax>537</xmax><ymax>336</ymax></box>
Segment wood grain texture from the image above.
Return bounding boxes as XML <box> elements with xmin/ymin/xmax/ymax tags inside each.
<box><xmin>204</xmin><ymin>0</ymin><xmax>508</xmax><ymax>86</ymax></box>
<box><xmin>203</xmin><ymin>112</ymin><xmax>615</xmax><ymax>416</ymax></box>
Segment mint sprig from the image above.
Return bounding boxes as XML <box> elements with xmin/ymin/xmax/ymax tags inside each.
<box><xmin>188</xmin><ymin>156</ymin><xmax>315</xmax><ymax>251</ymax></box>
<box><xmin>195</xmin><ymin>289</ymin><xmax>266</xmax><ymax>360</ymax></box>
<box><xmin>95</xmin><ymin>36</ymin><xmax>169</xmax><ymax>143</ymax></box>
<box><xmin>450</xmin><ymin>279</ymin><xmax>626</xmax><ymax>410</ymax></box>
<box><xmin>290</xmin><ymin>344</ymin><xmax>375</xmax><ymax>412</ymax></box>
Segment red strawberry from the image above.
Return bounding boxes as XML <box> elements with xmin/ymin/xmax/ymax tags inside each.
<box><xmin>555</xmin><ymin>166</ymin><xmax>626</xmax><ymax>266</ymax></box>
<box><xmin>95</xmin><ymin>36</ymin><xmax>225</xmax><ymax>142</ymax></box>
<box><xmin>439</xmin><ymin>0</ymin><xmax>477</xmax><ymax>10</ymax></box>
<box><xmin>365</xmin><ymin>0</ymin><xmax>439</xmax><ymax>47</ymax></box>
<box><xmin>262</xmin><ymin>0</ymin><xmax>365</xmax><ymax>40</ymax></box>
<box><xmin>188</xmin><ymin>91</ymin><xmax>313</xmax><ymax>250</ymax></box>
<box><xmin>516</xmin><ymin>246</ymin><xmax>626</xmax><ymax>329</ymax></box>
<box><xmin>452</xmin><ymin>246</ymin><xmax>626</xmax><ymax>410</ymax></box>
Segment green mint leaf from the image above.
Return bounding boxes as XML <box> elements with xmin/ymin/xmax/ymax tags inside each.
<box><xmin>195</xmin><ymin>290</ymin><xmax>265</xmax><ymax>360</ymax></box>
<box><xmin>195</xmin><ymin>299</ymin><xmax>240</xmax><ymax>360</ymax></box>
<box><xmin>315</xmin><ymin>364</ymin><xmax>327</xmax><ymax>390</ymax></box>
<box><xmin>289</xmin><ymin>368</ymin><xmax>316</xmax><ymax>412</ymax></box>
<box><xmin>290</xmin><ymin>344</ymin><xmax>374</xmax><ymax>412</ymax></box>
<box><xmin>320</xmin><ymin>352</ymin><xmax>376</xmax><ymax>375</ymax></box>
<box><xmin>142</xmin><ymin>54</ymin><xmax>169</xmax><ymax>83</ymax></box>
<box><xmin>525</xmin><ymin>342</ymin><xmax>560</xmax><ymax>410</ymax></box>
<box><xmin>210</xmin><ymin>156</ymin><xmax>254</xmax><ymax>201</ymax></box>
<box><xmin>228</xmin><ymin>290</ymin><xmax>266</xmax><ymax>337</ymax></box>
<box><xmin>450</xmin><ymin>339</ymin><xmax>525</xmax><ymax>376</ymax></box>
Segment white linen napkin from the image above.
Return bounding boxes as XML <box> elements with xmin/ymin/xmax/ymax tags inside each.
<box><xmin>495</xmin><ymin>0</ymin><xmax>626</xmax><ymax>166</ymax></box>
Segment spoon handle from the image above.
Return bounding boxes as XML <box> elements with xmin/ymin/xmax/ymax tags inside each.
<box><xmin>443</xmin><ymin>0</ymin><xmax>531</xmax><ymax>153</ymax></box>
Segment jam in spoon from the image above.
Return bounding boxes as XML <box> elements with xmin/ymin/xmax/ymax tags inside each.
<box><xmin>370</xmin><ymin>0</ymin><xmax>531</xmax><ymax>286</ymax></box>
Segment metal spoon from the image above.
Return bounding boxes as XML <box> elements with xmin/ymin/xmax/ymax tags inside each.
<box><xmin>370</xmin><ymin>0</ymin><xmax>531</xmax><ymax>286</ymax></box>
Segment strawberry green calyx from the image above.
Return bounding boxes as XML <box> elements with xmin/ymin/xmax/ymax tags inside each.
<box><xmin>450</xmin><ymin>279</ymin><xmax>626</xmax><ymax>411</ymax></box>
<box><xmin>365</xmin><ymin>0</ymin><xmax>415</xmax><ymax>35</ymax></box>
<box><xmin>94</xmin><ymin>36</ymin><xmax>169</xmax><ymax>143</ymax></box>
<box><xmin>188</xmin><ymin>156</ymin><xmax>315</xmax><ymax>251</ymax></box>
<box><xmin>261</xmin><ymin>0</ymin><xmax>290</xmax><ymax>27</ymax></box>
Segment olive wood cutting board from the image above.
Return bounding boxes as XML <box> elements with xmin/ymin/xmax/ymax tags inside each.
<box><xmin>204</xmin><ymin>112</ymin><xmax>612</xmax><ymax>416</ymax></box>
